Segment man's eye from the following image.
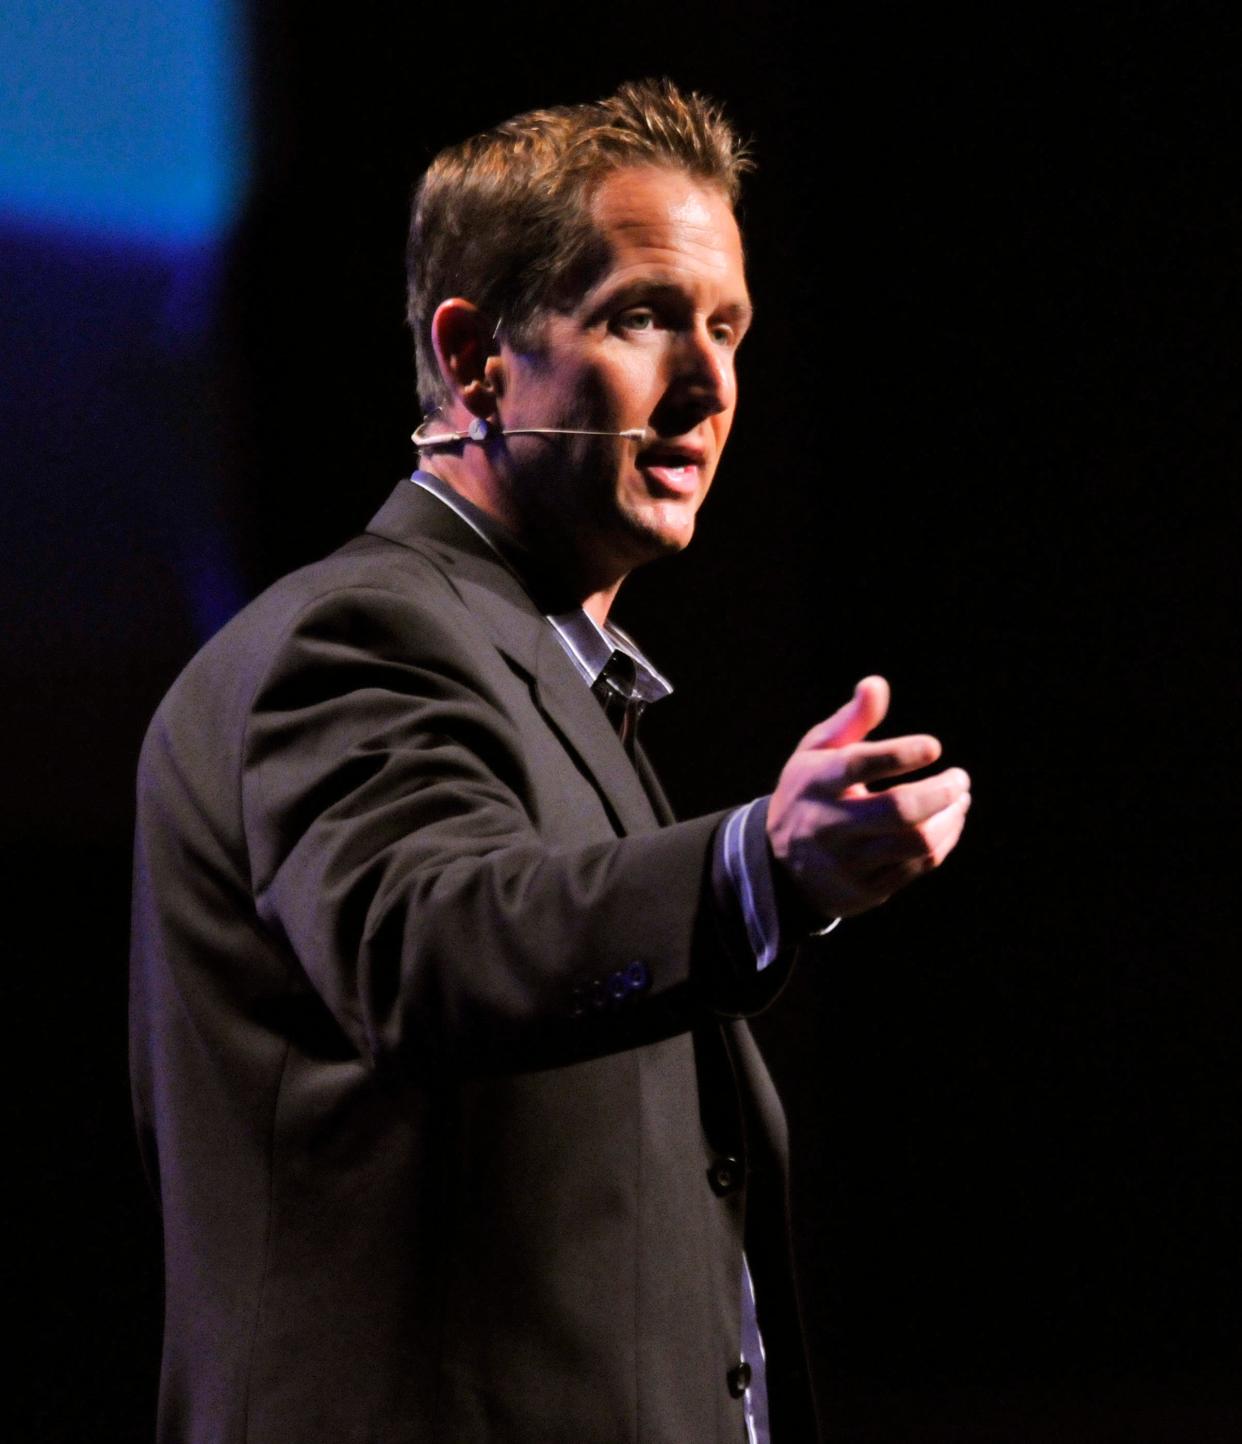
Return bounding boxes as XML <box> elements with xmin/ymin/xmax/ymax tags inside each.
<box><xmin>710</xmin><ymin>324</ymin><xmax>736</xmax><ymax>346</ymax></box>
<box><xmin>617</xmin><ymin>309</ymin><xmax>657</xmax><ymax>331</ymax></box>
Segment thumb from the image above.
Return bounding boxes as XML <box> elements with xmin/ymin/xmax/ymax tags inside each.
<box><xmin>797</xmin><ymin>675</ymin><xmax>891</xmax><ymax>751</ymax></box>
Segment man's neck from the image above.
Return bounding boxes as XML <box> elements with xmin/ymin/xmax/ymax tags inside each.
<box><xmin>419</xmin><ymin>456</ymin><xmax>625</xmax><ymax>625</ymax></box>
<box><xmin>580</xmin><ymin>586</ymin><xmax>619</xmax><ymax>628</ymax></box>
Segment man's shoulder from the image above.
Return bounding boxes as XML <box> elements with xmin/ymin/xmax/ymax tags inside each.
<box><xmin>142</xmin><ymin>517</ymin><xmax>475</xmax><ymax>754</ymax></box>
<box><xmin>199</xmin><ymin>477</ymin><xmax>507</xmax><ymax>661</ymax></box>
<box><xmin>240</xmin><ymin>525</ymin><xmax>463</xmax><ymax>638</ymax></box>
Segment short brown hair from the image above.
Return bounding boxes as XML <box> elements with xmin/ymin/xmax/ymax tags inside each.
<box><xmin>406</xmin><ymin>78</ymin><xmax>752</xmax><ymax>415</ymax></box>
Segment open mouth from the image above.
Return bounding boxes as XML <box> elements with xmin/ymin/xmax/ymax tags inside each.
<box><xmin>641</xmin><ymin>462</ymin><xmax>700</xmax><ymax>495</ymax></box>
<box><xmin>637</xmin><ymin>443</ymin><xmax>705</xmax><ymax>496</ymax></box>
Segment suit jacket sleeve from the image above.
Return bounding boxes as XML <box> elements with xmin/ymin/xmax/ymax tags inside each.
<box><xmin>239</xmin><ymin>572</ymin><xmax>788</xmax><ymax>1075</ymax></box>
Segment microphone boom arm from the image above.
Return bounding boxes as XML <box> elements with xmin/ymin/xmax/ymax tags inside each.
<box><xmin>412</xmin><ymin>417</ymin><xmax>647</xmax><ymax>449</ymax></box>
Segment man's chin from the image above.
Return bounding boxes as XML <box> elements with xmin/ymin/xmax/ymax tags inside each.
<box><xmin>622</xmin><ymin>500</ymin><xmax>700</xmax><ymax>559</ymax></box>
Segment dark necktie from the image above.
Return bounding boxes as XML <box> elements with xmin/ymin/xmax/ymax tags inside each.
<box><xmin>591</xmin><ymin>649</ymin><xmax>645</xmax><ymax>754</ymax></box>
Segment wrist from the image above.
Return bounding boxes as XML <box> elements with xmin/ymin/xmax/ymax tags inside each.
<box><xmin>768</xmin><ymin>846</ymin><xmax>841</xmax><ymax>941</ymax></box>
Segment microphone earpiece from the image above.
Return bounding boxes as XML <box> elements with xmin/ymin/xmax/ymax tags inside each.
<box><xmin>412</xmin><ymin>418</ymin><xmax>648</xmax><ymax>449</ymax></box>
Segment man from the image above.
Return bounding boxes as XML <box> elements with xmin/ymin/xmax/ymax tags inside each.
<box><xmin>130</xmin><ymin>80</ymin><xmax>969</xmax><ymax>1442</ymax></box>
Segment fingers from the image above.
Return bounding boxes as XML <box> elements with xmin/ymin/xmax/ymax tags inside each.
<box><xmin>767</xmin><ymin>775</ymin><xmax>970</xmax><ymax>921</ymax></box>
<box><xmin>796</xmin><ymin>675</ymin><xmax>891</xmax><ymax>752</ymax></box>
<box><xmin>852</xmin><ymin>789</ymin><xmax>971</xmax><ymax>869</ymax></box>
<box><xmin>924</xmin><ymin>792</ymin><xmax>971</xmax><ymax>864</ymax></box>
<box><xmin>804</xmin><ymin>735</ymin><xmax>945</xmax><ymax>793</ymax></box>
<box><xmin>858</xmin><ymin>797</ymin><xmax>970</xmax><ymax>895</ymax></box>
<box><xmin>841</xmin><ymin>767</ymin><xmax>970</xmax><ymax>832</ymax></box>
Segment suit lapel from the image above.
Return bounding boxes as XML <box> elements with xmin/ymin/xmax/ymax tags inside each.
<box><xmin>367</xmin><ymin>480</ymin><xmax>660</xmax><ymax>836</ymax></box>
<box><xmin>633</xmin><ymin>744</ymin><xmax>676</xmax><ymax>825</ymax></box>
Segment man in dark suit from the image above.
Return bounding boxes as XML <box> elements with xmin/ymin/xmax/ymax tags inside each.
<box><xmin>130</xmin><ymin>80</ymin><xmax>970</xmax><ymax>1442</ymax></box>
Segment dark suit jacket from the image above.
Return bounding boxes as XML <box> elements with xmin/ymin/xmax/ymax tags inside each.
<box><xmin>130</xmin><ymin>480</ymin><xmax>819</xmax><ymax>1442</ymax></box>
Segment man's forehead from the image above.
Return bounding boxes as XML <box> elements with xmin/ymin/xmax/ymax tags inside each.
<box><xmin>583</xmin><ymin>166</ymin><xmax>747</xmax><ymax>288</ymax></box>
<box><xmin>588</xmin><ymin>165</ymin><xmax>739</xmax><ymax>232</ymax></box>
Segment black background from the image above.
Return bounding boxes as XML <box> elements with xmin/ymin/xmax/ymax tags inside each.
<box><xmin>5</xmin><ymin>2</ymin><xmax>1239</xmax><ymax>1439</ymax></box>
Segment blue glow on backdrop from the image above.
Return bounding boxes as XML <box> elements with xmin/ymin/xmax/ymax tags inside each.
<box><xmin>0</xmin><ymin>0</ymin><xmax>247</xmax><ymax>246</ymax></box>
<box><xmin>1</xmin><ymin>0</ymin><xmax>252</xmax><ymax>648</ymax></box>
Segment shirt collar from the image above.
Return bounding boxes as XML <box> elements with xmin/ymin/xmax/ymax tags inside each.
<box><xmin>408</xmin><ymin>471</ymin><xmax>672</xmax><ymax>704</ymax></box>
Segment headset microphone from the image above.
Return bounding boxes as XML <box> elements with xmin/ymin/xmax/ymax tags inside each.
<box><xmin>412</xmin><ymin>417</ymin><xmax>648</xmax><ymax>449</ymax></box>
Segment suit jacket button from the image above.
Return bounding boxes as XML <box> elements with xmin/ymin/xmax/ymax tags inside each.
<box><xmin>624</xmin><ymin>960</ymin><xmax>651</xmax><ymax>992</ymax></box>
<box><xmin>727</xmin><ymin>1360</ymin><xmax>752</xmax><ymax>1398</ymax></box>
<box><xmin>707</xmin><ymin>1156</ymin><xmax>741</xmax><ymax>1196</ymax></box>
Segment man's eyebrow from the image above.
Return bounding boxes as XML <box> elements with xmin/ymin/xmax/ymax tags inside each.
<box><xmin>716</xmin><ymin>299</ymin><xmax>755</xmax><ymax>328</ymax></box>
<box><xmin>584</xmin><ymin>277</ymin><xmax>755</xmax><ymax>325</ymax></box>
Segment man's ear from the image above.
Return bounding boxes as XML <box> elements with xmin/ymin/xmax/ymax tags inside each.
<box><xmin>430</xmin><ymin>299</ymin><xmax>502</xmax><ymax>419</ymax></box>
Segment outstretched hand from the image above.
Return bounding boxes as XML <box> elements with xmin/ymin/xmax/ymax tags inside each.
<box><xmin>766</xmin><ymin>676</ymin><xmax>970</xmax><ymax>921</ymax></box>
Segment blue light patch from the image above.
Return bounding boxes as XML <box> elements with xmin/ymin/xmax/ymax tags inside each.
<box><xmin>0</xmin><ymin>0</ymin><xmax>247</xmax><ymax>245</ymax></box>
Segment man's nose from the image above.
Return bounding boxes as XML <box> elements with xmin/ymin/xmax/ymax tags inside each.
<box><xmin>666</xmin><ymin>324</ymin><xmax>733</xmax><ymax>417</ymax></box>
